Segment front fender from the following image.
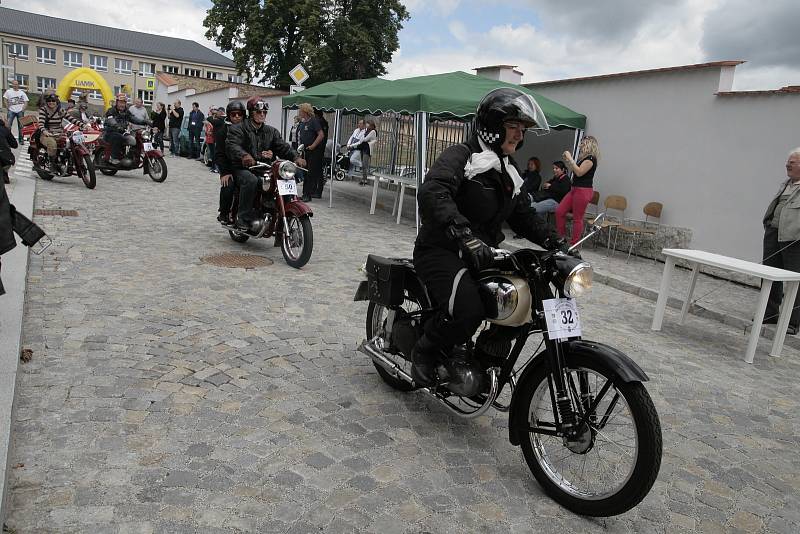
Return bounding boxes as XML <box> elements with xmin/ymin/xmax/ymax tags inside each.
<box><xmin>284</xmin><ymin>199</ymin><xmax>313</xmax><ymax>218</ymax></box>
<box><xmin>145</xmin><ymin>149</ymin><xmax>163</xmax><ymax>158</ymax></box>
<box><xmin>507</xmin><ymin>339</ymin><xmax>649</xmax><ymax>446</ymax></box>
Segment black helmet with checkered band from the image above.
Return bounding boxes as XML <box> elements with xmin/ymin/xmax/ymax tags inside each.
<box><xmin>474</xmin><ymin>88</ymin><xmax>549</xmax><ymax>152</ymax></box>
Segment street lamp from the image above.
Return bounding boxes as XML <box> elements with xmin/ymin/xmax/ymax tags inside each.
<box><xmin>132</xmin><ymin>69</ymin><xmax>138</xmax><ymax>102</ymax></box>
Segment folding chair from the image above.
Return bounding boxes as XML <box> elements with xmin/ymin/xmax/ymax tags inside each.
<box><xmin>616</xmin><ymin>202</ymin><xmax>663</xmax><ymax>262</ymax></box>
<box><xmin>599</xmin><ymin>195</ymin><xmax>627</xmax><ymax>254</ymax></box>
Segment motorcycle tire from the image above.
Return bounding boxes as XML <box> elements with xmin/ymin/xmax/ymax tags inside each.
<box><xmin>100</xmin><ymin>168</ymin><xmax>118</xmax><ymax>176</ymax></box>
<box><xmin>35</xmin><ymin>168</ymin><xmax>54</xmax><ymax>181</ymax></box>
<box><xmin>77</xmin><ymin>154</ymin><xmax>97</xmax><ymax>189</ymax></box>
<box><xmin>514</xmin><ymin>352</ymin><xmax>662</xmax><ymax>517</ymax></box>
<box><xmin>365</xmin><ymin>286</ymin><xmax>425</xmax><ymax>392</ymax></box>
<box><xmin>147</xmin><ymin>156</ymin><xmax>168</xmax><ymax>182</ymax></box>
<box><xmin>280</xmin><ymin>215</ymin><xmax>313</xmax><ymax>268</ymax></box>
<box><xmin>228</xmin><ymin>230</ymin><xmax>250</xmax><ymax>243</ymax></box>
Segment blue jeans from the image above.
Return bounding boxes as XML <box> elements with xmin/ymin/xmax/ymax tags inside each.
<box><xmin>169</xmin><ymin>128</ymin><xmax>180</xmax><ymax>155</ymax></box>
<box><xmin>532</xmin><ymin>198</ymin><xmax>559</xmax><ymax>213</ymax></box>
<box><xmin>6</xmin><ymin>110</ymin><xmax>24</xmax><ymax>141</ymax></box>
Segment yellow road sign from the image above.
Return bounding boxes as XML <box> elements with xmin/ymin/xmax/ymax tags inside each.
<box><xmin>145</xmin><ymin>78</ymin><xmax>156</xmax><ymax>91</ymax></box>
<box><xmin>289</xmin><ymin>64</ymin><xmax>309</xmax><ymax>85</ymax></box>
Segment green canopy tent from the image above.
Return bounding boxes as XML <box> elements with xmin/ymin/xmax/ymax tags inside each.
<box><xmin>281</xmin><ymin>71</ymin><xmax>587</xmax><ymax>220</ymax></box>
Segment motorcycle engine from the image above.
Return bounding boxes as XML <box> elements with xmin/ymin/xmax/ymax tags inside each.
<box><xmin>437</xmin><ymin>347</ymin><xmax>487</xmax><ymax>397</ymax></box>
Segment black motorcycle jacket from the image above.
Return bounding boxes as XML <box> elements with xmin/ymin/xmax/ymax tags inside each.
<box><xmin>416</xmin><ymin>136</ymin><xmax>558</xmax><ymax>251</ymax></box>
<box><xmin>226</xmin><ymin>119</ymin><xmax>296</xmax><ymax>170</ymax></box>
<box><xmin>104</xmin><ymin>106</ymin><xmax>132</xmax><ymax>134</ymax></box>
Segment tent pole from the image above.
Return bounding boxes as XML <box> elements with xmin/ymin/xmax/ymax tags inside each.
<box><xmin>415</xmin><ymin>111</ymin><xmax>428</xmax><ymax>233</ymax></box>
<box><xmin>282</xmin><ymin>108</ymin><xmax>288</xmax><ymax>139</ymax></box>
<box><xmin>330</xmin><ymin>109</ymin><xmax>341</xmax><ymax>208</ymax></box>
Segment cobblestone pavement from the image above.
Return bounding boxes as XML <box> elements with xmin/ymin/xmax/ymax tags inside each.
<box><xmin>6</xmin><ymin>155</ymin><xmax>800</xmax><ymax>533</ymax></box>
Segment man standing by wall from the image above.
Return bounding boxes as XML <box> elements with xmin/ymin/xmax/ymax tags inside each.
<box><xmin>762</xmin><ymin>148</ymin><xmax>800</xmax><ymax>335</ymax></box>
<box><xmin>3</xmin><ymin>80</ymin><xmax>29</xmax><ymax>146</ymax></box>
<box><xmin>187</xmin><ymin>102</ymin><xmax>204</xmax><ymax>159</ymax></box>
<box><xmin>168</xmin><ymin>100</ymin><xmax>184</xmax><ymax>157</ymax></box>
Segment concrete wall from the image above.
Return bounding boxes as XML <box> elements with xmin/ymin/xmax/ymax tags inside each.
<box><xmin>522</xmin><ymin>67</ymin><xmax>800</xmax><ymax>262</ymax></box>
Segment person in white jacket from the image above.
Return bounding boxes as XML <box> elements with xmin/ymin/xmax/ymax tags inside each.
<box><xmin>346</xmin><ymin>119</ymin><xmax>366</xmax><ymax>170</ymax></box>
<box><xmin>358</xmin><ymin>120</ymin><xmax>377</xmax><ymax>185</ymax></box>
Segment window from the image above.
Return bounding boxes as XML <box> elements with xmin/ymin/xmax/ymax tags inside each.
<box><xmin>206</xmin><ymin>71</ymin><xmax>220</xmax><ymax>80</ymax></box>
<box><xmin>6</xmin><ymin>42</ymin><xmax>28</xmax><ymax>60</ymax></box>
<box><xmin>137</xmin><ymin>89</ymin><xmax>154</xmax><ymax>105</ymax></box>
<box><xmin>36</xmin><ymin>46</ymin><xmax>56</xmax><ymax>64</ymax></box>
<box><xmin>114</xmin><ymin>58</ymin><xmax>132</xmax><ymax>75</ymax></box>
<box><xmin>63</xmin><ymin>50</ymin><xmax>82</xmax><ymax>68</ymax></box>
<box><xmin>88</xmin><ymin>90</ymin><xmax>103</xmax><ymax>100</ymax></box>
<box><xmin>13</xmin><ymin>74</ymin><xmax>29</xmax><ymax>89</ymax></box>
<box><xmin>228</xmin><ymin>74</ymin><xmax>243</xmax><ymax>83</ymax></box>
<box><xmin>89</xmin><ymin>54</ymin><xmax>108</xmax><ymax>72</ymax></box>
<box><xmin>138</xmin><ymin>62</ymin><xmax>155</xmax><ymax>77</ymax></box>
<box><xmin>184</xmin><ymin>68</ymin><xmax>201</xmax><ymax>77</ymax></box>
<box><xmin>163</xmin><ymin>65</ymin><xmax>178</xmax><ymax>74</ymax></box>
<box><xmin>37</xmin><ymin>77</ymin><xmax>56</xmax><ymax>93</ymax></box>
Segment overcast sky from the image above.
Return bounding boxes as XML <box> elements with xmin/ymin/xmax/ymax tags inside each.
<box><xmin>6</xmin><ymin>0</ymin><xmax>799</xmax><ymax>90</ymax></box>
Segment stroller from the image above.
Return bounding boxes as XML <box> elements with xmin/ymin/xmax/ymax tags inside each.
<box><xmin>323</xmin><ymin>143</ymin><xmax>351</xmax><ymax>182</ymax></box>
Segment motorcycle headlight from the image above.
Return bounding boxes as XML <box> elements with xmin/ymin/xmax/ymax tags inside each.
<box><xmin>563</xmin><ymin>262</ymin><xmax>593</xmax><ymax>298</ymax></box>
<box><xmin>141</xmin><ymin>131</ymin><xmax>151</xmax><ymax>141</ymax></box>
<box><xmin>278</xmin><ymin>161</ymin><xmax>297</xmax><ymax>180</ymax></box>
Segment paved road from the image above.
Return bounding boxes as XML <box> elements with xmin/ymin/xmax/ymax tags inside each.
<box><xmin>6</xmin><ymin>155</ymin><xmax>800</xmax><ymax>533</ymax></box>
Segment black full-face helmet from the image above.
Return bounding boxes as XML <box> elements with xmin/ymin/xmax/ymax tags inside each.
<box><xmin>226</xmin><ymin>100</ymin><xmax>246</xmax><ymax>118</ymax></box>
<box><xmin>474</xmin><ymin>88</ymin><xmax>549</xmax><ymax>152</ymax></box>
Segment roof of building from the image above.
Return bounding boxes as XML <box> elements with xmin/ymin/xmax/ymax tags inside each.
<box><xmin>0</xmin><ymin>7</ymin><xmax>235</xmax><ymax>69</ymax></box>
<box><xmin>717</xmin><ymin>86</ymin><xmax>800</xmax><ymax>97</ymax></box>
<box><xmin>156</xmin><ymin>72</ymin><xmax>287</xmax><ymax>99</ymax></box>
<box><xmin>524</xmin><ymin>61</ymin><xmax>745</xmax><ymax>86</ymax></box>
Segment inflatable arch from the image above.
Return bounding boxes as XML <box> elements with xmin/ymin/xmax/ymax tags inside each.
<box><xmin>55</xmin><ymin>67</ymin><xmax>116</xmax><ymax>109</ymax></box>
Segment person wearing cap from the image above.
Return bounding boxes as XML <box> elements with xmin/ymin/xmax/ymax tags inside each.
<box><xmin>37</xmin><ymin>94</ymin><xmax>85</xmax><ymax>170</ymax></box>
<box><xmin>103</xmin><ymin>94</ymin><xmax>133</xmax><ymax>164</ymax></box>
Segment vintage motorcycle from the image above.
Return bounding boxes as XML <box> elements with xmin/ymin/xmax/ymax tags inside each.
<box><xmin>354</xmin><ymin>216</ymin><xmax>662</xmax><ymax>517</ymax></box>
<box><xmin>93</xmin><ymin>124</ymin><xmax>167</xmax><ymax>182</ymax></box>
<box><xmin>28</xmin><ymin>124</ymin><xmax>98</xmax><ymax>189</ymax></box>
<box><xmin>221</xmin><ymin>159</ymin><xmax>314</xmax><ymax>269</ymax></box>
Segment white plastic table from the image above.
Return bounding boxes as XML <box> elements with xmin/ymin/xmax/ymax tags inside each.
<box><xmin>651</xmin><ymin>248</ymin><xmax>800</xmax><ymax>364</ymax></box>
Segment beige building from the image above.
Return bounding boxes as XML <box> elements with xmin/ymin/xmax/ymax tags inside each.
<box><xmin>0</xmin><ymin>6</ymin><xmax>240</xmax><ymax>108</ymax></box>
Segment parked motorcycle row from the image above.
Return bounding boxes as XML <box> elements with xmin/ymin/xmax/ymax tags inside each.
<box><xmin>23</xmin><ymin>118</ymin><xmax>167</xmax><ymax>189</ymax></box>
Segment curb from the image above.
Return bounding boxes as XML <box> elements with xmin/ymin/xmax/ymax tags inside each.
<box><xmin>0</xmin><ymin>155</ymin><xmax>36</xmax><ymax>526</ymax></box>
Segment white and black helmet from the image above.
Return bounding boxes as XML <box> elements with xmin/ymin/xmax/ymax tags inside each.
<box><xmin>474</xmin><ymin>88</ymin><xmax>549</xmax><ymax>151</ymax></box>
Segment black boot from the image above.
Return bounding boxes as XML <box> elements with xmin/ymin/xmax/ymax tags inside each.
<box><xmin>411</xmin><ymin>336</ymin><xmax>440</xmax><ymax>388</ymax></box>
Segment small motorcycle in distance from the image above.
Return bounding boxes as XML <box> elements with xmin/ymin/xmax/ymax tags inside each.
<box><xmin>93</xmin><ymin>125</ymin><xmax>167</xmax><ymax>182</ymax></box>
<box><xmin>354</xmin><ymin>215</ymin><xmax>662</xmax><ymax>517</ymax></box>
<box><xmin>27</xmin><ymin>125</ymin><xmax>98</xmax><ymax>189</ymax></box>
<box><xmin>221</xmin><ymin>159</ymin><xmax>314</xmax><ymax>269</ymax></box>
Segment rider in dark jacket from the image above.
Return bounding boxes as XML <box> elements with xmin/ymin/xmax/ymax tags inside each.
<box><xmin>226</xmin><ymin>96</ymin><xmax>304</xmax><ymax>230</ymax></box>
<box><xmin>214</xmin><ymin>100</ymin><xmax>246</xmax><ymax>223</ymax></box>
<box><xmin>411</xmin><ymin>88</ymin><xmax>565</xmax><ymax>386</ymax></box>
<box><xmin>104</xmin><ymin>94</ymin><xmax>133</xmax><ymax>164</ymax></box>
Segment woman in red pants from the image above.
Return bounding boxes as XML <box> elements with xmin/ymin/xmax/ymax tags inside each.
<box><xmin>555</xmin><ymin>135</ymin><xmax>599</xmax><ymax>245</ymax></box>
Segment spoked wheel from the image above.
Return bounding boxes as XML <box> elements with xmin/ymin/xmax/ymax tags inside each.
<box><xmin>228</xmin><ymin>230</ymin><xmax>250</xmax><ymax>243</ymax></box>
<box><xmin>147</xmin><ymin>156</ymin><xmax>168</xmax><ymax>182</ymax></box>
<box><xmin>365</xmin><ymin>287</ymin><xmax>425</xmax><ymax>392</ymax></box>
<box><xmin>280</xmin><ymin>215</ymin><xmax>313</xmax><ymax>268</ymax></box>
<box><xmin>35</xmin><ymin>168</ymin><xmax>54</xmax><ymax>180</ymax></box>
<box><xmin>335</xmin><ymin>169</ymin><xmax>346</xmax><ymax>181</ymax></box>
<box><xmin>95</xmin><ymin>153</ymin><xmax>117</xmax><ymax>175</ymax></box>
<box><xmin>76</xmin><ymin>154</ymin><xmax>97</xmax><ymax>189</ymax></box>
<box><xmin>515</xmin><ymin>353</ymin><xmax>662</xmax><ymax>517</ymax></box>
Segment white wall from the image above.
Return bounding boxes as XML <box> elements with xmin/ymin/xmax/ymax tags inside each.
<box><xmin>154</xmin><ymin>85</ymin><xmax>283</xmax><ymax>130</ymax></box>
<box><xmin>526</xmin><ymin>67</ymin><xmax>800</xmax><ymax>262</ymax></box>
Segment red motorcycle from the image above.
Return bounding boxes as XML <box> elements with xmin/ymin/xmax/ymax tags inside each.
<box><xmin>93</xmin><ymin>125</ymin><xmax>167</xmax><ymax>182</ymax></box>
<box><xmin>27</xmin><ymin>124</ymin><xmax>98</xmax><ymax>189</ymax></box>
<box><xmin>222</xmin><ymin>160</ymin><xmax>314</xmax><ymax>268</ymax></box>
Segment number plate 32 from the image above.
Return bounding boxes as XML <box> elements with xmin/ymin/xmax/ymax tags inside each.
<box><xmin>542</xmin><ymin>298</ymin><xmax>582</xmax><ymax>340</ymax></box>
<box><xmin>277</xmin><ymin>179</ymin><xmax>297</xmax><ymax>196</ymax></box>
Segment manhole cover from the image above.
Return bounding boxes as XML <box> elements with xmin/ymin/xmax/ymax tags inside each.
<box><xmin>34</xmin><ymin>209</ymin><xmax>79</xmax><ymax>216</ymax></box>
<box><xmin>200</xmin><ymin>253</ymin><xmax>273</xmax><ymax>269</ymax></box>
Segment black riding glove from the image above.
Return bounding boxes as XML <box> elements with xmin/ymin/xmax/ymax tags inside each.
<box><xmin>448</xmin><ymin>225</ymin><xmax>494</xmax><ymax>273</ymax></box>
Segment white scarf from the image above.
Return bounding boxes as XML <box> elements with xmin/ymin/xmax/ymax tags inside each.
<box><xmin>464</xmin><ymin>138</ymin><xmax>524</xmax><ymax>197</ymax></box>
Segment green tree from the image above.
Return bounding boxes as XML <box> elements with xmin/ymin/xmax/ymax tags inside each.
<box><xmin>204</xmin><ymin>0</ymin><xmax>409</xmax><ymax>90</ymax></box>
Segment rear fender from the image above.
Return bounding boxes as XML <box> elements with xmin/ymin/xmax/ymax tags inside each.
<box><xmin>507</xmin><ymin>339</ymin><xmax>649</xmax><ymax>446</ymax></box>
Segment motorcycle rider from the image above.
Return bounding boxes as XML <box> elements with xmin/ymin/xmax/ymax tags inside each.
<box><xmin>66</xmin><ymin>96</ymin><xmax>92</xmax><ymax>126</ymax></box>
<box><xmin>104</xmin><ymin>93</ymin><xmax>133</xmax><ymax>165</ymax></box>
<box><xmin>214</xmin><ymin>100</ymin><xmax>246</xmax><ymax>223</ymax></box>
<box><xmin>226</xmin><ymin>96</ymin><xmax>305</xmax><ymax>231</ymax></box>
<box><xmin>410</xmin><ymin>87</ymin><xmax>567</xmax><ymax>387</ymax></box>
<box><xmin>37</xmin><ymin>94</ymin><xmax>85</xmax><ymax>172</ymax></box>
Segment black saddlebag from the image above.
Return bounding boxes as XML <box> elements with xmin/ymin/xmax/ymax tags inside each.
<box><xmin>365</xmin><ymin>254</ymin><xmax>408</xmax><ymax>306</ymax></box>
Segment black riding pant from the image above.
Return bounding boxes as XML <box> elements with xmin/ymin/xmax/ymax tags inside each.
<box><xmin>104</xmin><ymin>131</ymin><xmax>124</xmax><ymax>159</ymax></box>
<box><xmin>219</xmin><ymin>174</ymin><xmax>238</xmax><ymax>218</ymax></box>
<box><xmin>303</xmin><ymin>146</ymin><xmax>324</xmax><ymax>198</ymax></box>
<box><xmin>233</xmin><ymin>169</ymin><xmax>258</xmax><ymax>222</ymax></box>
<box><xmin>412</xmin><ymin>244</ymin><xmax>486</xmax><ymax>360</ymax></box>
<box><xmin>763</xmin><ymin>225</ymin><xmax>800</xmax><ymax>326</ymax></box>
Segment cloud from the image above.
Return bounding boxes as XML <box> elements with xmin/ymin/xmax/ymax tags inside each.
<box><xmin>402</xmin><ymin>0</ymin><xmax>462</xmax><ymax>17</ymax></box>
<box><xmin>702</xmin><ymin>0</ymin><xmax>800</xmax><ymax>69</ymax></box>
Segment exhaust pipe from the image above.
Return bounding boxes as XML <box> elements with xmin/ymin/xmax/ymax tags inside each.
<box><xmin>357</xmin><ymin>339</ymin><xmax>414</xmax><ymax>384</ymax></box>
